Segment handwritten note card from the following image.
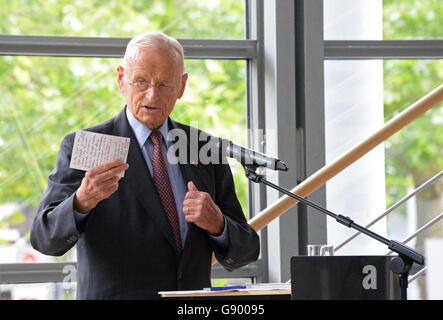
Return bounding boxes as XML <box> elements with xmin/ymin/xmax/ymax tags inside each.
<box><xmin>70</xmin><ymin>131</ymin><xmax>130</xmax><ymax>177</ymax></box>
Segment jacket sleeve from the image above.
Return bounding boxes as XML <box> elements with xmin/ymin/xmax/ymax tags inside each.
<box><xmin>30</xmin><ymin>133</ymin><xmax>86</xmax><ymax>256</ymax></box>
<box><xmin>211</xmin><ymin>162</ymin><xmax>260</xmax><ymax>271</ymax></box>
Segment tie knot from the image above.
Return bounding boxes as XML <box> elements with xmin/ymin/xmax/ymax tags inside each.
<box><xmin>150</xmin><ymin>130</ymin><xmax>162</xmax><ymax>146</ymax></box>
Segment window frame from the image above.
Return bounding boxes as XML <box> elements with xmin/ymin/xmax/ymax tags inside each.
<box><xmin>6</xmin><ymin>0</ymin><xmax>443</xmax><ymax>288</ymax></box>
<box><xmin>0</xmin><ymin>0</ymin><xmax>265</xmax><ymax>287</ymax></box>
<box><xmin>299</xmin><ymin>0</ymin><xmax>443</xmax><ymax>280</ymax></box>
<box><xmin>0</xmin><ymin>35</ymin><xmax>257</xmax><ymax>59</ymax></box>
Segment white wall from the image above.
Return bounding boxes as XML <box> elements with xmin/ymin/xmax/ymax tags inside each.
<box><xmin>323</xmin><ymin>0</ymin><xmax>387</xmax><ymax>254</ymax></box>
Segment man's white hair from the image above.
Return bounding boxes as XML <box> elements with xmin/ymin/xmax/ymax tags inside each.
<box><xmin>123</xmin><ymin>32</ymin><xmax>185</xmax><ymax>74</ymax></box>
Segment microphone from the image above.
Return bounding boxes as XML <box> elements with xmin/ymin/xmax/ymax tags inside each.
<box><xmin>217</xmin><ymin>138</ymin><xmax>288</xmax><ymax>171</ymax></box>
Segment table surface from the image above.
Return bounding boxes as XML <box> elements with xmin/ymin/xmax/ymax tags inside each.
<box><xmin>160</xmin><ymin>289</ymin><xmax>291</xmax><ymax>298</ymax></box>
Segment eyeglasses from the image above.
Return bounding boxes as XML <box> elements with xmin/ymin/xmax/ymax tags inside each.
<box><xmin>126</xmin><ymin>79</ymin><xmax>179</xmax><ymax>93</ymax></box>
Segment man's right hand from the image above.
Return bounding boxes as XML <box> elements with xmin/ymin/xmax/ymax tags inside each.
<box><xmin>74</xmin><ymin>160</ymin><xmax>129</xmax><ymax>213</ymax></box>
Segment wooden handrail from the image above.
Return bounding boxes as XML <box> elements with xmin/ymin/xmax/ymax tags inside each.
<box><xmin>212</xmin><ymin>83</ymin><xmax>443</xmax><ymax>265</ymax></box>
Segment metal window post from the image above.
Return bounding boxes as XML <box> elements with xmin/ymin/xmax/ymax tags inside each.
<box><xmin>294</xmin><ymin>0</ymin><xmax>327</xmax><ymax>254</ymax></box>
<box><xmin>262</xmin><ymin>0</ymin><xmax>298</xmax><ymax>283</ymax></box>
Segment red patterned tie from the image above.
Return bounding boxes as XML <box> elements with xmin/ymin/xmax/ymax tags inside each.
<box><xmin>150</xmin><ymin>130</ymin><xmax>182</xmax><ymax>255</ymax></box>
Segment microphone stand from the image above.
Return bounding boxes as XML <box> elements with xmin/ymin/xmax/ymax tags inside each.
<box><xmin>242</xmin><ymin>164</ymin><xmax>425</xmax><ymax>300</ymax></box>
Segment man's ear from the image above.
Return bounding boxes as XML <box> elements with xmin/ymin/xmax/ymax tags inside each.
<box><xmin>177</xmin><ymin>73</ymin><xmax>188</xmax><ymax>99</ymax></box>
<box><xmin>117</xmin><ymin>65</ymin><xmax>126</xmax><ymax>93</ymax></box>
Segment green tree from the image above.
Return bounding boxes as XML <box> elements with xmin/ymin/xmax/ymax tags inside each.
<box><xmin>0</xmin><ymin>0</ymin><xmax>248</xmax><ymax>253</ymax></box>
<box><xmin>383</xmin><ymin>0</ymin><xmax>443</xmax><ymax>229</ymax></box>
<box><xmin>383</xmin><ymin>0</ymin><xmax>443</xmax><ymax>298</ymax></box>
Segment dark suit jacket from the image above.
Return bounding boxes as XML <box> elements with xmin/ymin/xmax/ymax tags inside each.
<box><xmin>30</xmin><ymin>107</ymin><xmax>260</xmax><ymax>299</ymax></box>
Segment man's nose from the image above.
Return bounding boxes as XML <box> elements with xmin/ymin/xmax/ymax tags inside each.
<box><xmin>143</xmin><ymin>85</ymin><xmax>160</xmax><ymax>99</ymax></box>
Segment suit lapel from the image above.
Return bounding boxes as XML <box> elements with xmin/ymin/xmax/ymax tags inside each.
<box><xmin>113</xmin><ymin>108</ymin><xmax>178</xmax><ymax>253</ymax></box>
<box><xmin>168</xmin><ymin>119</ymin><xmax>216</xmax><ymax>258</ymax></box>
<box><xmin>168</xmin><ymin>119</ymin><xmax>207</xmax><ymax>193</ymax></box>
<box><xmin>113</xmin><ymin>112</ymin><xmax>216</xmax><ymax>257</ymax></box>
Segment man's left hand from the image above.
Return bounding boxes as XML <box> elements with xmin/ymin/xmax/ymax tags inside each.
<box><xmin>182</xmin><ymin>181</ymin><xmax>225</xmax><ymax>235</ymax></box>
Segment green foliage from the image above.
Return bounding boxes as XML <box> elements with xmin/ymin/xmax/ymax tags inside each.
<box><xmin>0</xmin><ymin>0</ymin><xmax>245</xmax><ymax>39</ymax></box>
<box><xmin>383</xmin><ymin>0</ymin><xmax>443</xmax><ymax>207</ymax></box>
<box><xmin>2</xmin><ymin>0</ymin><xmax>441</xmax><ymax>241</ymax></box>
<box><xmin>383</xmin><ymin>0</ymin><xmax>443</xmax><ymax>40</ymax></box>
<box><xmin>0</xmin><ymin>0</ymin><xmax>248</xmax><ymax>234</ymax></box>
<box><xmin>0</xmin><ymin>56</ymin><xmax>123</xmax><ymax>209</ymax></box>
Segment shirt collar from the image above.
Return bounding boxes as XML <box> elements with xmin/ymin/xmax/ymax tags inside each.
<box><xmin>125</xmin><ymin>106</ymin><xmax>169</xmax><ymax>148</ymax></box>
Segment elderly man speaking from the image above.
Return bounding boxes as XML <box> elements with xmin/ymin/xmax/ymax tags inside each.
<box><xmin>31</xmin><ymin>32</ymin><xmax>260</xmax><ymax>300</ymax></box>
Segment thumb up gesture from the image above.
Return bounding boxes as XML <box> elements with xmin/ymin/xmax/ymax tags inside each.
<box><xmin>182</xmin><ymin>181</ymin><xmax>225</xmax><ymax>235</ymax></box>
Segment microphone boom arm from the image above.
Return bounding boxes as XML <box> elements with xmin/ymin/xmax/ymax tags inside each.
<box><xmin>243</xmin><ymin>164</ymin><xmax>424</xmax><ymax>300</ymax></box>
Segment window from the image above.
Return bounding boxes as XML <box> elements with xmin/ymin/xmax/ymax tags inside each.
<box><xmin>0</xmin><ymin>0</ymin><xmax>245</xmax><ymax>39</ymax></box>
<box><xmin>323</xmin><ymin>0</ymin><xmax>443</xmax><ymax>300</ymax></box>
<box><xmin>324</xmin><ymin>0</ymin><xmax>443</xmax><ymax>40</ymax></box>
<box><xmin>0</xmin><ymin>0</ymin><xmax>252</xmax><ymax>299</ymax></box>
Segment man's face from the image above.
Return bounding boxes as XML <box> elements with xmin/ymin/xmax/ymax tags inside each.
<box><xmin>117</xmin><ymin>46</ymin><xmax>187</xmax><ymax>130</ymax></box>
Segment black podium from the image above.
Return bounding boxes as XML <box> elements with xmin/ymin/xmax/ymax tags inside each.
<box><xmin>290</xmin><ymin>256</ymin><xmax>401</xmax><ymax>300</ymax></box>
